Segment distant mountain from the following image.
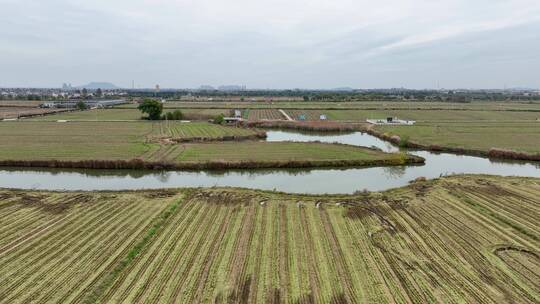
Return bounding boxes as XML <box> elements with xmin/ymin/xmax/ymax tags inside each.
<box><xmin>77</xmin><ymin>82</ymin><xmax>120</xmax><ymax>90</ymax></box>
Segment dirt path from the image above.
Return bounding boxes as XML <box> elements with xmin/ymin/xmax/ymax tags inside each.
<box><xmin>278</xmin><ymin>109</ymin><xmax>293</xmax><ymax>121</ymax></box>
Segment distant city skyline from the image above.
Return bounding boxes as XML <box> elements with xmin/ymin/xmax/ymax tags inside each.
<box><xmin>1</xmin><ymin>0</ymin><xmax>540</xmax><ymax>89</ymax></box>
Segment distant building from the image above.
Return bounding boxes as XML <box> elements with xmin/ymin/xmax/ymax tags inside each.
<box><xmin>366</xmin><ymin>117</ymin><xmax>415</xmax><ymax>125</ymax></box>
<box><xmin>319</xmin><ymin>114</ymin><xmax>327</xmax><ymax>120</ymax></box>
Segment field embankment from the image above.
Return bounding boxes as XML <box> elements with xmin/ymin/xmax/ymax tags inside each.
<box><xmin>0</xmin><ymin>175</ymin><xmax>538</xmax><ymax>303</ymax></box>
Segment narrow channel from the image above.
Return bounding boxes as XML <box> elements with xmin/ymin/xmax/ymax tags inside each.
<box><xmin>1</xmin><ymin>130</ymin><xmax>539</xmax><ymax>194</ymax></box>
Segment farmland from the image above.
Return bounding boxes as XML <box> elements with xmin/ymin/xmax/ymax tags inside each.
<box><xmin>376</xmin><ymin>121</ymin><xmax>540</xmax><ymax>154</ymax></box>
<box><xmin>0</xmin><ymin>121</ymin><xmax>150</xmax><ymax>160</ymax></box>
<box><xmin>148</xmin><ymin>122</ymin><xmax>261</xmax><ymax>141</ymax></box>
<box><xmin>28</xmin><ymin>109</ymin><xmax>144</xmax><ymax>121</ymax></box>
<box><xmin>280</xmin><ymin>109</ymin><xmax>540</xmax><ymax>122</ymax></box>
<box><xmin>244</xmin><ymin>109</ymin><xmax>285</xmax><ymax>120</ymax></box>
<box><xmin>0</xmin><ymin>175</ymin><xmax>538</xmax><ymax>303</ymax></box>
<box><xmin>115</xmin><ymin>100</ymin><xmax>540</xmax><ymax>111</ymax></box>
<box><xmin>175</xmin><ymin>142</ymin><xmax>408</xmax><ymax>163</ymax></box>
<box><xmin>0</xmin><ymin>121</ymin><xmax>416</xmax><ymax>169</ymax></box>
<box><xmin>0</xmin><ymin>107</ymin><xmax>69</xmax><ymax>120</ymax></box>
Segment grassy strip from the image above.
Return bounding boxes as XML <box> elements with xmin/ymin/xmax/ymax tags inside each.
<box><xmin>167</xmin><ymin>132</ymin><xmax>267</xmax><ymax>143</ymax></box>
<box><xmin>245</xmin><ymin>120</ymin><xmax>360</xmax><ymax>132</ymax></box>
<box><xmin>0</xmin><ymin>155</ymin><xmax>424</xmax><ymax>171</ymax></box>
<box><xmin>83</xmin><ymin>194</ymin><xmax>185</xmax><ymax>303</ymax></box>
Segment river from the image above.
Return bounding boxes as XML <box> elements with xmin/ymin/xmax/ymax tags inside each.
<box><xmin>1</xmin><ymin>130</ymin><xmax>538</xmax><ymax>193</ymax></box>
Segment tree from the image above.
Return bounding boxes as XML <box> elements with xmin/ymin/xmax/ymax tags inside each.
<box><xmin>82</xmin><ymin>88</ymin><xmax>88</xmax><ymax>98</ymax></box>
<box><xmin>76</xmin><ymin>101</ymin><xmax>87</xmax><ymax>110</ymax></box>
<box><xmin>138</xmin><ymin>99</ymin><xmax>163</xmax><ymax>120</ymax></box>
<box><xmin>96</xmin><ymin>88</ymin><xmax>103</xmax><ymax>97</ymax></box>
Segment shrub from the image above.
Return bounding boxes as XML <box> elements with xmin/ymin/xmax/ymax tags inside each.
<box><xmin>163</xmin><ymin>110</ymin><xmax>183</xmax><ymax>120</ymax></box>
<box><xmin>213</xmin><ymin>114</ymin><xmax>224</xmax><ymax>124</ymax></box>
<box><xmin>76</xmin><ymin>101</ymin><xmax>88</xmax><ymax>110</ymax></box>
<box><xmin>398</xmin><ymin>135</ymin><xmax>410</xmax><ymax>148</ymax></box>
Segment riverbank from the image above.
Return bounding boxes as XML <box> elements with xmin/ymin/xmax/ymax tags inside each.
<box><xmin>247</xmin><ymin>120</ymin><xmax>540</xmax><ymax>161</ymax></box>
<box><xmin>1</xmin><ymin>175</ymin><xmax>538</xmax><ymax>303</ymax></box>
<box><xmin>365</xmin><ymin>124</ymin><xmax>540</xmax><ymax>161</ymax></box>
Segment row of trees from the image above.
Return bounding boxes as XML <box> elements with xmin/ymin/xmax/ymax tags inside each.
<box><xmin>137</xmin><ymin>99</ymin><xmax>183</xmax><ymax>120</ymax></box>
<box><xmin>137</xmin><ymin>98</ymin><xmax>226</xmax><ymax>123</ymax></box>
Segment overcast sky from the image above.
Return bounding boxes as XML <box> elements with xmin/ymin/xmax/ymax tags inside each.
<box><xmin>1</xmin><ymin>0</ymin><xmax>539</xmax><ymax>89</ymax></box>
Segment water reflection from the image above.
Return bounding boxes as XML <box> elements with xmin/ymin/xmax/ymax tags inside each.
<box><xmin>0</xmin><ymin>130</ymin><xmax>538</xmax><ymax>194</ymax></box>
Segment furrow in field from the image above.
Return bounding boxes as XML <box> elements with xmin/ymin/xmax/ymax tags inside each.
<box><xmin>16</xmin><ymin>200</ymin><xmax>153</xmax><ymax>304</ymax></box>
<box><xmin>40</xmin><ymin>195</ymin><xmax>170</xmax><ymax>303</ymax></box>
<box><xmin>320</xmin><ymin>207</ymin><xmax>357</xmax><ymax>303</ymax></box>
<box><xmin>183</xmin><ymin>206</ymin><xmax>235</xmax><ymax>302</ymax></box>
<box><xmin>166</xmin><ymin>202</ymin><xmax>224</xmax><ymax>302</ymax></box>
<box><xmin>103</xmin><ymin>198</ymin><xmax>199</xmax><ymax>303</ymax></box>
<box><xmin>0</xmin><ymin>200</ymin><xmax>116</xmax><ymax>268</ymax></box>
<box><xmin>224</xmin><ymin>204</ymin><xmax>258</xmax><ymax>302</ymax></box>
<box><xmin>0</xmin><ymin>201</ymin><xmax>121</xmax><ymax>299</ymax></box>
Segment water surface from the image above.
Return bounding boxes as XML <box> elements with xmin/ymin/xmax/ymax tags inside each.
<box><xmin>0</xmin><ymin>130</ymin><xmax>538</xmax><ymax>194</ymax></box>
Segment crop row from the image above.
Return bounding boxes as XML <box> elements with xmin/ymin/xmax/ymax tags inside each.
<box><xmin>0</xmin><ymin>175</ymin><xmax>538</xmax><ymax>303</ymax></box>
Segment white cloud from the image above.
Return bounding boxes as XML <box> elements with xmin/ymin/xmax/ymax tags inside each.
<box><xmin>0</xmin><ymin>0</ymin><xmax>539</xmax><ymax>88</ymax></box>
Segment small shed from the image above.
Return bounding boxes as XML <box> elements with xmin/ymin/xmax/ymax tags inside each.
<box><xmin>319</xmin><ymin>114</ymin><xmax>327</xmax><ymax>120</ymax></box>
<box><xmin>234</xmin><ymin>110</ymin><xmax>242</xmax><ymax>118</ymax></box>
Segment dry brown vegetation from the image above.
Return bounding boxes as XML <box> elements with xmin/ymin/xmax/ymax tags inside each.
<box><xmin>0</xmin><ymin>107</ymin><xmax>69</xmax><ymax>119</ymax></box>
<box><xmin>0</xmin><ymin>175</ymin><xmax>538</xmax><ymax>303</ymax></box>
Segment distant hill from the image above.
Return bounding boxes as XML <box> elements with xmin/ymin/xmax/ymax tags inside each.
<box><xmin>77</xmin><ymin>82</ymin><xmax>120</xmax><ymax>90</ymax></box>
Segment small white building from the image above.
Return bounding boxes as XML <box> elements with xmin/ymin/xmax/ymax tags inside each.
<box><xmin>366</xmin><ymin>117</ymin><xmax>415</xmax><ymax>125</ymax></box>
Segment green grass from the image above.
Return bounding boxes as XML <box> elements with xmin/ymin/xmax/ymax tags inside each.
<box><xmin>1</xmin><ymin>121</ymin><xmax>408</xmax><ymax>168</ymax></box>
<box><xmin>0</xmin><ymin>175</ymin><xmax>538</xmax><ymax>302</ymax></box>
<box><xmin>28</xmin><ymin>109</ymin><xmax>144</xmax><ymax>121</ymax></box>
<box><xmin>149</xmin><ymin>121</ymin><xmax>258</xmax><ymax>140</ymax></box>
<box><xmin>0</xmin><ymin>121</ymin><xmax>151</xmax><ymax>160</ymax></box>
<box><xmin>377</xmin><ymin>121</ymin><xmax>540</xmax><ymax>153</ymax></box>
<box><xmin>176</xmin><ymin>142</ymin><xmax>401</xmax><ymax>162</ymax></box>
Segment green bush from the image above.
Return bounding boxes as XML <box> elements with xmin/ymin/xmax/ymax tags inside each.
<box><xmin>213</xmin><ymin>114</ymin><xmax>225</xmax><ymax>124</ymax></box>
<box><xmin>163</xmin><ymin>110</ymin><xmax>183</xmax><ymax>120</ymax></box>
<box><xmin>399</xmin><ymin>135</ymin><xmax>410</xmax><ymax>148</ymax></box>
<box><xmin>76</xmin><ymin>101</ymin><xmax>88</xmax><ymax>110</ymax></box>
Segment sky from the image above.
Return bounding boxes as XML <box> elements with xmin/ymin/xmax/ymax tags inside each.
<box><xmin>1</xmin><ymin>0</ymin><xmax>540</xmax><ymax>89</ymax></box>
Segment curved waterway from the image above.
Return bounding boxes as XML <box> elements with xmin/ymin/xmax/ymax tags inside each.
<box><xmin>1</xmin><ymin>130</ymin><xmax>539</xmax><ymax>194</ymax></box>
